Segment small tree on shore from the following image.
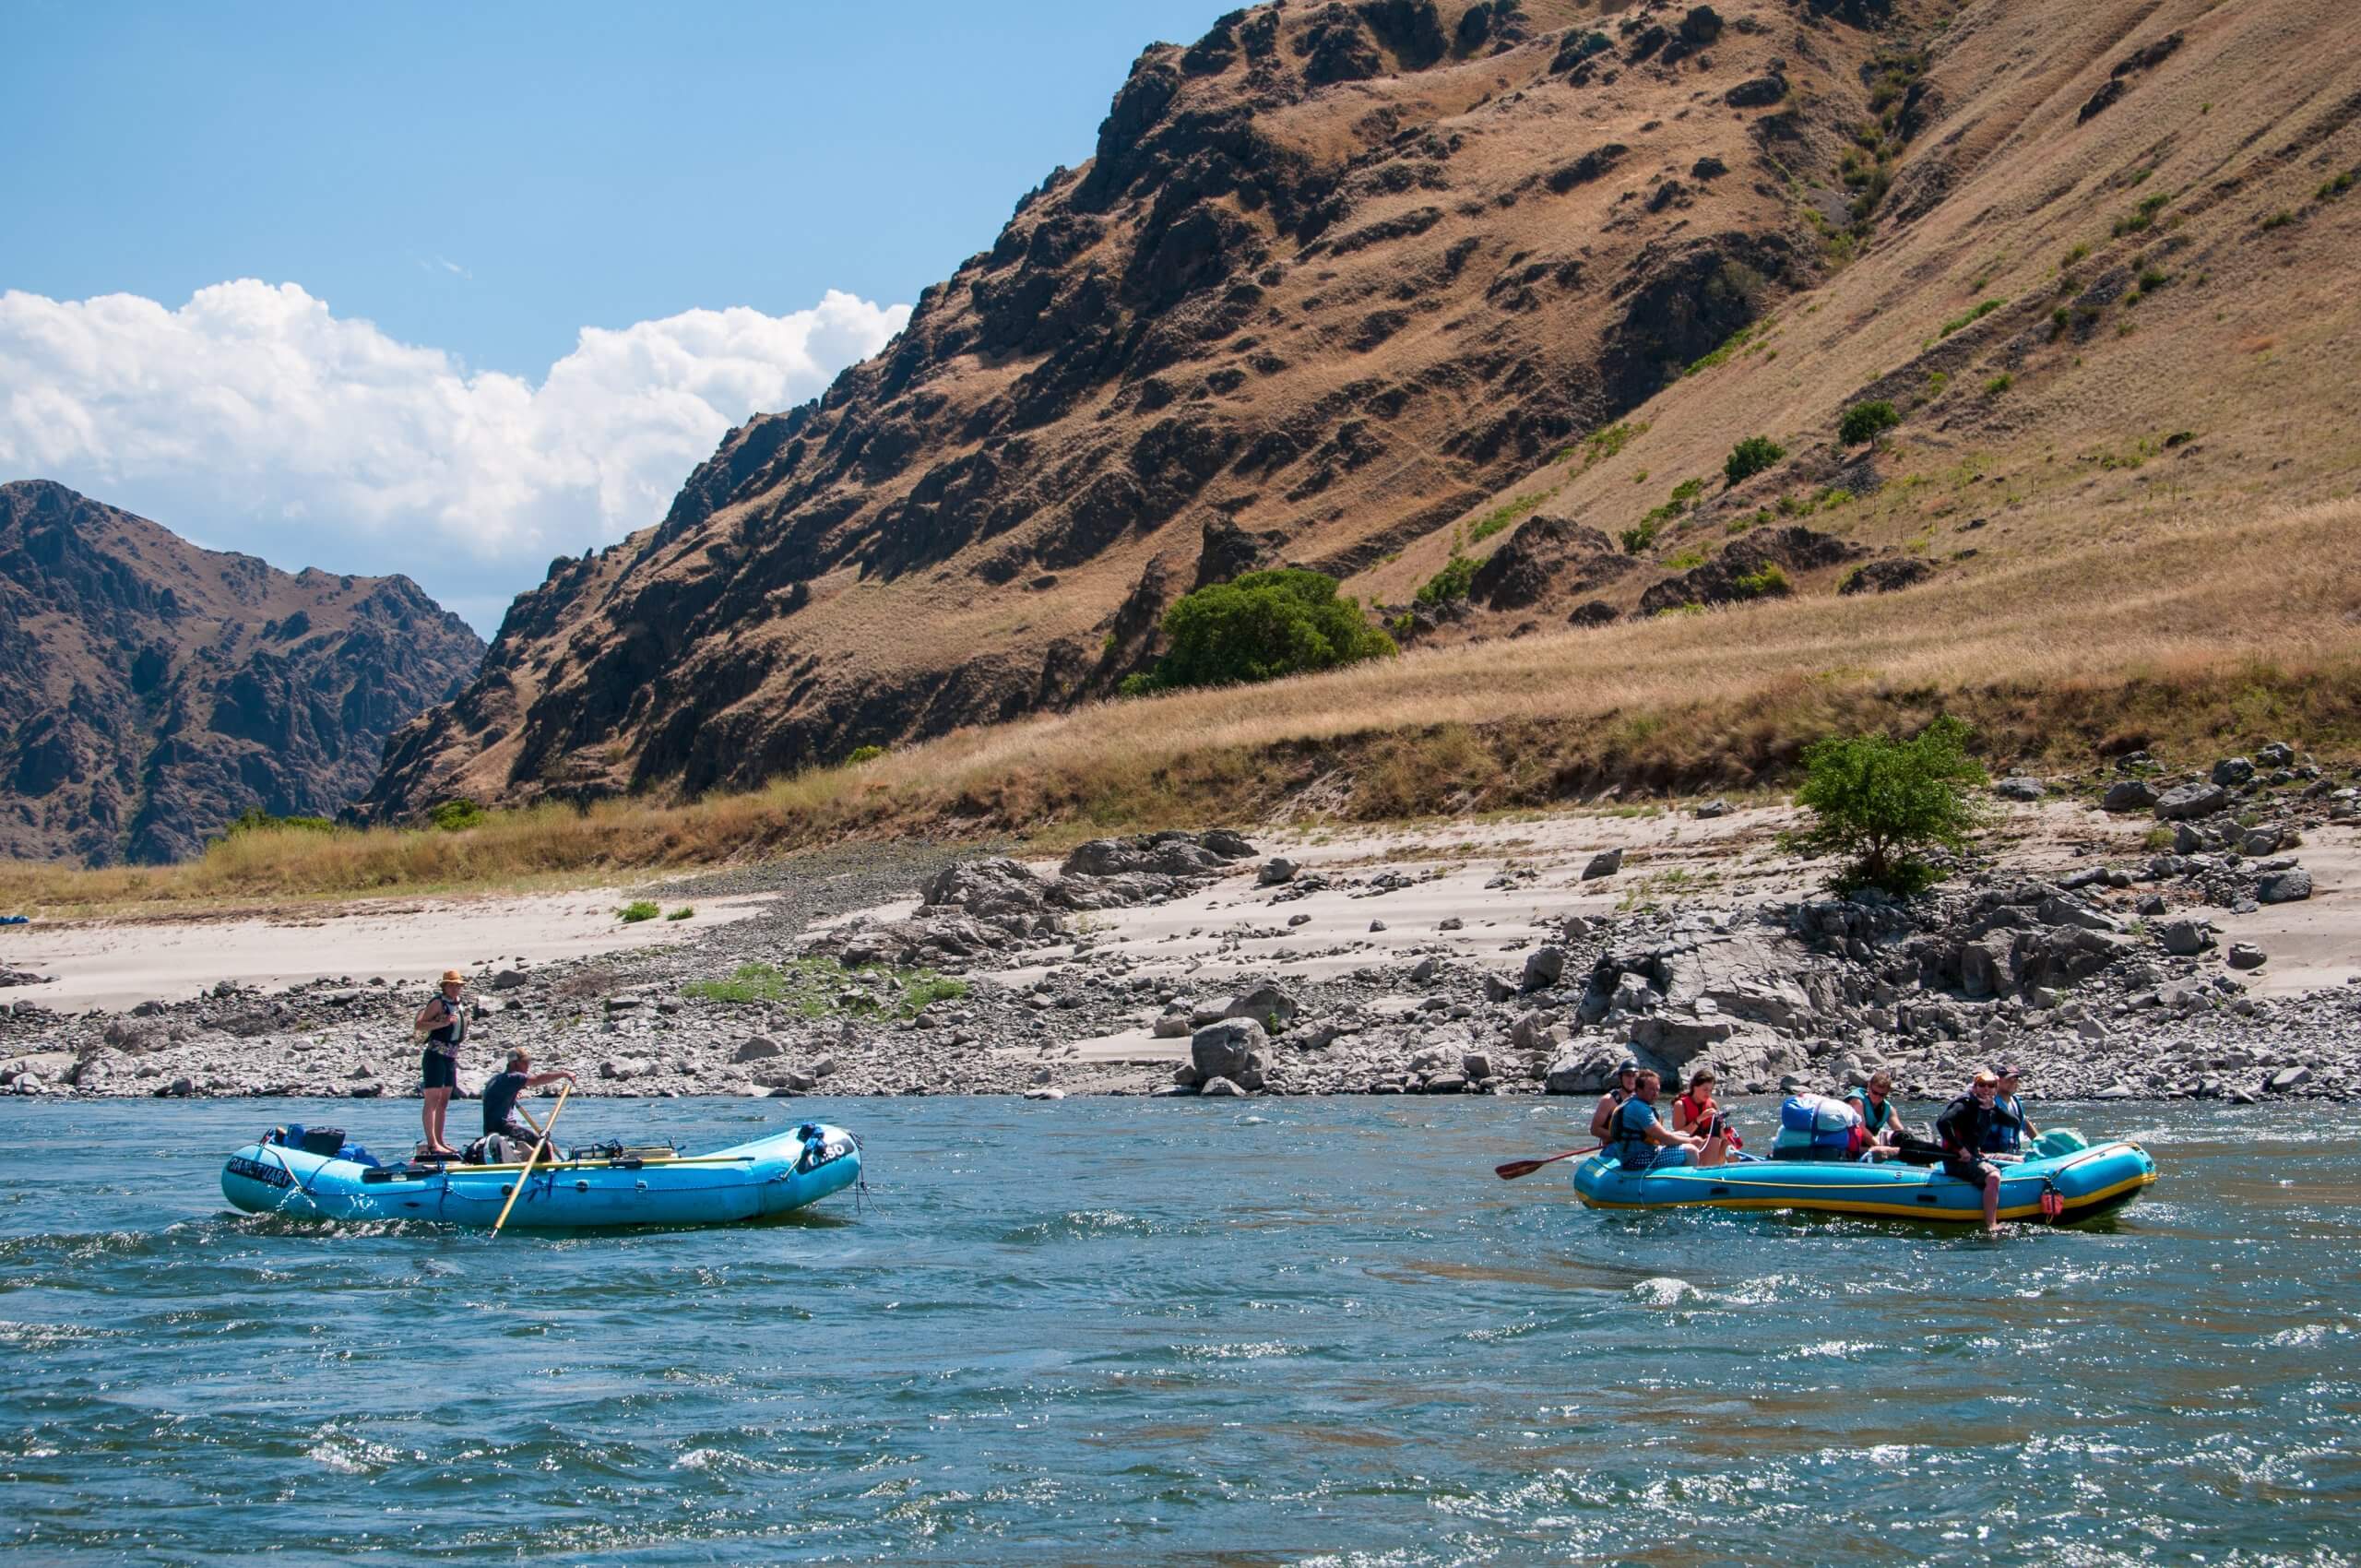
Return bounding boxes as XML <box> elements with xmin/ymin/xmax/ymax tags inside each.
<box><xmin>1785</xmin><ymin>716</ymin><xmax>1987</xmax><ymax>893</ymax></box>
<box><xmin>1127</xmin><ymin>568</ymin><xmax>1395</xmax><ymax>694</ymax></box>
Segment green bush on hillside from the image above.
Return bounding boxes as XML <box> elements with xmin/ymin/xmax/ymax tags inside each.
<box><xmin>1783</xmin><ymin>715</ymin><xmax>1988</xmax><ymax>894</ymax></box>
<box><xmin>1415</xmin><ymin>555</ymin><xmax>1478</xmax><ymax>606</ymax></box>
<box><xmin>1724</xmin><ymin>435</ymin><xmax>1786</xmax><ymax>485</ymax></box>
<box><xmin>1838</xmin><ymin>400</ymin><xmax>1902</xmax><ymax>445</ymax></box>
<box><xmin>219</xmin><ymin>807</ymin><xmax>338</xmax><ymax>839</ymax></box>
<box><xmin>845</xmin><ymin>744</ymin><xmax>887</xmax><ymax>765</ymax></box>
<box><xmin>1132</xmin><ymin>569</ymin><xmax>1395</xmax><ymax>694</ymax></box>
<box><xmin>428</xmin><ymin>798</ymin><xmax>486</xmax><ymax>832</ymax></box>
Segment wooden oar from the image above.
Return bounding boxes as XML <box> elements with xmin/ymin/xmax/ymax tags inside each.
<box><xmin>490</xmin><ymin>1082</ymin><xmax>572</xmax><ymax>1237</ymax></box>
<box><xmin>1494</xmin><ymin>1144</ymin><xmax>1601</xmax><ymax>1181</ymax></box>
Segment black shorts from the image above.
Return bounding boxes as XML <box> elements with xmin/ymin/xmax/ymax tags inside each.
<box><xmin>1942</xmin><ymin>1156</ymin><xmax>1999</xmax><ymax>1185</ymax></box>
<box><xmin>421</xmin><ymin>1049</ymin><xmax>458</xmax><ymax>1092</ymax></box>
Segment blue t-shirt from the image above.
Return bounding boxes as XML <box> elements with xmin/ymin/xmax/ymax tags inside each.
<box><xmin>1615</xmin><ymin>1097</ymin><xmax>1659</xmax><ymax>1160</ymax></box>
<box><xmin>482</xmin><ymin>1070</ymin><xmax>530</xmax><ymax>1135</ymax></box>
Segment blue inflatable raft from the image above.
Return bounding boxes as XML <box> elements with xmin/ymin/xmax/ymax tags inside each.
<box><xmin>1572</xmin><ymin>1132</ymin><xmax>2156</xmax><ymax>1225</ymax></box>
<box><xmin>221</xmin><ymin>1122</ymin><xmax>861</xmax><ymax>1230</ymax></box>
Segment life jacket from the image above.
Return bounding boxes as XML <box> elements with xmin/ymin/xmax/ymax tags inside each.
<box><xmin>1985</xmin><ymin>1093</ymin><xmax>2026</xmax><ymax>1152</ymax></box>
<box><xmin>423</xmin><ymin>993</ymin><xmax>467</xmax><ymax>1051</ymax></box>
<box><xmin>1612</xmin><ymin>1097</ymin><xmax>1658</xmax><ymax>1166</ymax></box>
<box><xmin>1674</xmin><ymin>1091</ymin><xmax>1742</xmax><ymax>1149</ymax></box>
<box><xmin>1855</xmin><ymin>1092</ymin><xmax>1894</xmax><ymax>1138</ymax></box>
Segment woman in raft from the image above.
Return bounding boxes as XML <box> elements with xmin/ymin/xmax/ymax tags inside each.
<box><xmin>1669</xmin><ymin>1068</ymin><xmax>1743</xmax><ymax>1151</ymax></box>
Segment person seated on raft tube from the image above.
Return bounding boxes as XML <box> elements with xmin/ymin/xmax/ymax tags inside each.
<box><xmin>1670</xmin><ymin>1068</ymin><xmax>1742</xmax><ymax>1151</ymax></box>
<box><xmin>1981</xmin><ymin>1063</ymin><xmax>2038</xmax><ymax>1157</ymax></box>
<box><xmin>1844</xmin><ymin>1071</ymin><xmax>1912</xmax><ymax>1153</ymax></box>
<box><xmin>481</xmin><ymin>1048</ymin><xmax>576</xmax><ymax>1159</ymax></box>
<box><xmin>1934</xmin><ymin>1071</ymin><xmax>2018</xmax><ymax>1233</ymax></box>
<box><xmin>1611</xmin><ymin>1069</ymin><xmax>1726</xmax><ymax>1171</ymax></box>
<box><xmin>1590</xmin><ymin>1060</ymin><xmax>1640</xmax><ymax>1148</ymax></box>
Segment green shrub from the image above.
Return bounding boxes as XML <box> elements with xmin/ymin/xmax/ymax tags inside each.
<box><xmin>618</xmin><ymin>900</ymin><xmax>660</xmax><ymax>923</ymax></box>
<box><xmin>1982</xmin><ymin>373</ymin><xmax>2013</xmax><ymax>397</ymax></box>
<box><xmin>2113</xmin><ymin>193</ymin><xmax>2171</xmax><ymax>235</ymax></box>
<box><xmin>1466</xmin><ymin>491</ymin><xmax>1551</xmax><ymax>544</ymax></box>
<box><xmin>1782</xmin><ymin>715</ymin><xmax>1989</xmax><ymax>893</ymax></box>
<box><xmin>2259</xmin><ymin>209</ymin><xmax>2297</xmax><ymax>231</ymax></box>
<box><xmin>1724</xmin><ymin>435</ymin><xmax>1786</xmax><ymax>485</ymax></box>
<box><xmin>1733</xmin><ymin>563</ymin><xmax>1790</xmax><ymax>599</ymax></box>
<box><xmin>846</xmin><ymin>744</ymin><xmax>887</xmax><ymax>765</ymax></box>
<box><xmin>1666</xmin><ymin>549</ymin><xmax>1708</xmax><ymax>571</ymax></box>
<box><xmin>428</xmin><ymin>798</ymin><xmax>486</xmax><ymax>833</ymax></box>
<box><xmin>1838</xmin><ymin>400</ymin><xmax>1902</xmax><ymax>445</ymax></box>
<box><xmin>2319</xmin><ymin>171</ymin><xmax>2355</xmax><ymax>202</ymax></box>
<box><xmin>1667</xmin><ymin>477</ymin><xmax>1706</xmax><ymax>505</ymax></box>
<box><xmin>1620</xmin><ymin>520</ymin><xmax>1662</xmax><ymax>554</ymax></box>
<box><xmin>1938</xmin><ymin>298</ymin><xmax>2006</xmax><ymax>338</ymax></box>
<box><xmin>1580</xmin><ymin>420</ymin><xmax>1646</xmax><ymax>468</ymax></box>
<box><xmin>665</xmin><ymin>906</ymin><xmax>694</xmax><ymax>921</ymax></box>
<box><xmin>219</xmin><ymin>807</ymin><xmax>338</xmax><ymax>839</ymax></box>
<box><xmin>1138</xmin><ymin>568</ymin><xmax>1396</xmax><ymax>692</ymax></box>
<box><xmin>1415</xmin><ymin>555</ymin><xmax>1479</xmax><ymax>606</ymax></box>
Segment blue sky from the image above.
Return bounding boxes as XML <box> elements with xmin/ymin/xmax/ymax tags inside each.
<box><xmin>0</xmin><ymin>0</ymin><xmax>1233</xmax><ymax>628</ymax></box>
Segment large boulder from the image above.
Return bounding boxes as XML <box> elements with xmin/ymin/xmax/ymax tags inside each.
<box><xmin>1582</xmin><ymin>848</ymin><xmax>1624</xmax><ymax>881</ymax></box>
<box><xmin>1222</xmin><ymin>978</ymin><xmax>1299</xmax><ymax>1031</ymax></box>
<box><xmin>1545</xmin><ymin>1048</ymin><xmax>1624</xmax><ymax>1096</ymax></box>
<box><xmin>2154</xmin><ymin>781</ymin><xmax>2229</xmax><ymax>821</ymax></box>
<box><xmin>921</xmin><ymin>858</ymin><xmax>1050</xmax><ymax>926</ymax></box>
<box><xmin>2258</xmin><ymin>868</ymin><xmax>2314</xmax><ymax>904</ymax></box>
<box><xmin>2211</xmin><ymin>756</ymin><xmax>2255</xmax><ymax>787</ymax></box>
<box><xmin>1520</xmin><ymin>946</ymin><xmax>1567</xmax><ymax>992</ymax></box>
<box><xmin>1191</xmin><ymin>1018</ymin><xmax>1270</xmax><ymax>1090</ymax></box>
<box><xmin>2157</xmin><ymin>918</ymin><xmax>2215</xmax><ymax>956</ymax></box>
<box><xmin>2100</xmin><ymin>778</ymin><xmax>2157</xmax><ymax>812</ymax></box>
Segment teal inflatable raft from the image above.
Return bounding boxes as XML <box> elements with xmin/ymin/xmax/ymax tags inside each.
<box><xmin>1572</xmin><ymin>1131</ymin><xmax>2156</xmax><ymax>1225</ymax></box>
<box><xmin>221</xmin><ymin>1122</ymin><xmax>861</xmax><ymax>1230</ymax></box>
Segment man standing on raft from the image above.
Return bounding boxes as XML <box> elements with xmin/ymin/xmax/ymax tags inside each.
<box><xmin>414</xmin><ymin>968</ymin><xmax>469</xmax><ymax>1158</ymax></box>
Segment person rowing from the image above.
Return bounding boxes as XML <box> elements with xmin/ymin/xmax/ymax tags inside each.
<box><xmin>481</xmin><ymin>1048</ymin><xmax>576</xmax><ymax>1160</ymax></box>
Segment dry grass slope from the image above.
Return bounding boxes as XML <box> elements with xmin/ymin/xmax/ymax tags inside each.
<box><xmin>10</xmin><ymin>501</ymin><xmax>2358</xmax><ymax>915</ymax></box>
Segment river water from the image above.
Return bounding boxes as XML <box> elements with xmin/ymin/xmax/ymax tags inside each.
<box><xmin>1</xmin><ymin>1096</ymin><xmax>2355</xmax><ymax>1565</ymax></box>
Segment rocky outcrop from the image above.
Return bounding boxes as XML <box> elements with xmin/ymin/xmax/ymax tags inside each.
<box><xmin>1469</xmin><ymin>515</ymin><xmax>1631</xmax><ymax>611</ymax></box>
<box><xmin>0</xmin><ymin>481</ymin><xmax>482</xmax><ymax>864</ymax></box>
<box><xmin>358</xmin><ymin>0</ymin><xmax>1900</xmax><ymax>821</ymax></box>
<box><xmin>1638</xmin><ymin>528</ymin><xmax>1867</xmax><ymax>616</ymax></box>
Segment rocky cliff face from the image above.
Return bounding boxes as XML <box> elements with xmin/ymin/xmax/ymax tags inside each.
<box><xmin>365</xmin><ymin>0</ymin><xmax>1913</xmax><ymax>819</ymax></box>
<box><xmin>0</xmin><ymin>481</ymin><xmax>485</xmax><ymax>864</ymax></box>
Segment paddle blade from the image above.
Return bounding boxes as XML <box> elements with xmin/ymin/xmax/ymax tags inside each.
<box><xmin>1494</xmin><ymin>1145</ymin><xmax>1598</xmax><ymax>1181</ymax></box>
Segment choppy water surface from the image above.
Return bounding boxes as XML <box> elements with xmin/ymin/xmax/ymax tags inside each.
<box><xmin>2</xmin><ymin>1096</ymin><xmax>2356</xmax><ymax>1565</ymax></box>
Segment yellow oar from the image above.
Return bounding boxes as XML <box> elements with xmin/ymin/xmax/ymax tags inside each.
<box><xmin>490</xmin><ymin>1082</ymin><xmax>572</xmax><ymax>1237</ymax></box>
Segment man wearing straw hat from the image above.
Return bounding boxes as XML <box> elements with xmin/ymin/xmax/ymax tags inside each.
<box><xmin>414</xmin><ymin>968</ymin><xmax>469</xmax><ymax>1158</ymax></box>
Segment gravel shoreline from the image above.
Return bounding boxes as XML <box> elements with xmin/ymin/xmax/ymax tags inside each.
<box><xmin>5</xmin><ymin>755</ymin><xmax>2356</xmax><ymax>1114</ymax></box>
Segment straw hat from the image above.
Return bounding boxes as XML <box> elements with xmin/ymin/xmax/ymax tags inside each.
<box><xmin>440</xmin><ymin>968</ymin><xmax>464</xmax><ymax>986</ymax></box>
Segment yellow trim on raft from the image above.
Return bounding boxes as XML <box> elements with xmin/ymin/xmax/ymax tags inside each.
<box><xmin>1575</xmin><ymin>1168</ymin><xmax>2157</xmax><ymax>1221</ymax></box>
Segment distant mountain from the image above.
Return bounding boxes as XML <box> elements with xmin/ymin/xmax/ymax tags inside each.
<box><xmin>362</xmin><ymin>0</ymin><xmax>2361</xmax><ymax>822</ymax></box>
<box><xmin>0</xmin><ymin>481</ymin><xmax>485</xmax><ymax>863</ymax></box>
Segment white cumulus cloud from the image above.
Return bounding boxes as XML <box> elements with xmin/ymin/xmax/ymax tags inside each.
<box><xmin>0</xmin><ymin>279</ymin><xmax>910</xmax><ymax>634</ymax></box>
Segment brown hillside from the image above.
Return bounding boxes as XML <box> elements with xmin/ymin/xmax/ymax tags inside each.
<box><xmin>365</xmin><ymin>0</ymin><xmax>2361</xmax><ymax>825</ymax></box>
<box><xmin>0</xmin><ymin>481</ymin><xmax>484</xmax><ymax>864</ymax></box>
